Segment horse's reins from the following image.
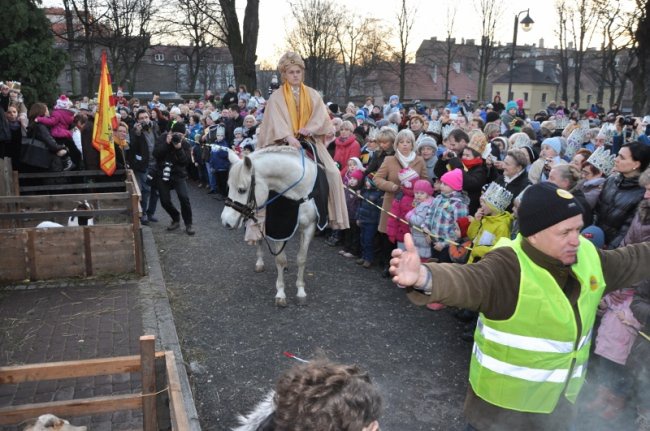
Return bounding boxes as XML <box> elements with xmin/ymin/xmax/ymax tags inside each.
<box><xmin>224</xmin><ymin>143</ymin><xmax>312</xmax><ymax>257</ymax></box>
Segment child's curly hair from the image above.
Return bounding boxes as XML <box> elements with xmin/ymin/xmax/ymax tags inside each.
<box><xmin>273</xmin><ymin>360</ymin><xmax>382</xmax><ymax>431</ymax></box>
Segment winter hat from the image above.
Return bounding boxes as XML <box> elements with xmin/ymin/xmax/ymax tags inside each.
<box><xmin>170</xmin><ymin>106</ymin><xmax>181</xmax><ymax>116</ymax></box>
<box><xmin>486</xmin><ymin>111</ymin><xmax>500</xmax><ymax>123</ymax></box>
<box><xmin>417</xmin><ymin>136</ymin><xmax>438</xmax><ymax>152</ymax></box>
<box><xmin>398</xmin><ymin>167</ymin><xmax>419</xmax><ymax>188</ymax></box>
<box><xmin>441</xmin><ymin>168</ymin><xmax>463</xmax><ymax>191</ymax></box>
<box><xmin>518</xmin><ymin>182</ymin><xmax>583</xmax><ymax>237</ymax></box>
<box><xmin>171</xmin><ymin>122</ymin><xmax>186</xmax><ymax>134</ymax></box>
<box><xmin>542</xmin><ymin>137</ymin><xmax>562</xmax><ymax>156</ymax></box>
<box><xmin>516</xmin><ymin>99</ymin><xmax>524</xmax><ymax>108</ymax></box>
<box><xmin>234</xmin><ymin>127</ymin><xmax>244</xmax><ymax>135</ymax></box>
<box><xmin>506</xmin><ymin>101</ymin><xmax>518</xmax><ymax>112</ymax></box>
<box><xmin>389</xmin><ymin>95</ymin><xmax>399</xmax><ymax>103</ymax></box>
<box><xmin>55</xmin><ymin>95</ymin><xmax>72</xmax><ymax>110</ymax></box>
<box><xmin>350</xmin><ymin>169</ymin><xmax>365</xmax><ymax>182</ymax></box>
<box><xmin>348</xmin><ymin>157</ymin><xmax>363</xmax><ymax>171</ymax></box>
<box><xmin>457</xmin><ymin>217</ymin><xmax>470</xmax><ymax>238</ymax></box>
<box><xmin>581</xmin><ymin>225</ymin><xmax>605</xmax><ymax>249</ymax></box>
<box><xmin>413</xmin><ymin>179</ymin><xmax>434</xmax><ymax>195</ymax></box>
<box><xmin>355</xmin><ymin>109</ymin><xmax>366</xmax><ymax>120</ymax></box>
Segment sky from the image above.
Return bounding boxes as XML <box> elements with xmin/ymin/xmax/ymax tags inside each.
<box><xmin>249</xmin><ymin>0</ymin><xmax>619</xmax><ymax>65</ymax></box>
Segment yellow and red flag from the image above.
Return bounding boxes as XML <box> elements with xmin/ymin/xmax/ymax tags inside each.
<box><xmin>92</xmin><ymin>51</ymin><xmax>119</xmax><ymax>176</ymax></box>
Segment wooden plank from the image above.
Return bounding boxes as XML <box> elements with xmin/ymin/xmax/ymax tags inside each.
<box><xmin>90</xmin><ymin>225</ymin><xmax>135</xmax><ymax>275</ymax></box>
<box><xmin>32</xmin><ymin>229</ymin><xmax>85</xmax><ymax>279</ymax></box>
<box><xmin>27</xmin><ymin>229</ymin><xmax>37</xmax><ymax>280</ymax></box>
<box><xmin>0</xmin><ymin>352</ymin><xmax>166</xmax><ymax>384</ymax></box>
<box><xmin>165</xmin><ymin>351</ymin><xmax>191</xmax><ymax>431</ymax></box>
<box><xmin>83</xmin><ymin>226</ymin><xmax>93</xmax><ymax>276</ymax></box>
<box><xmin>0</xmin><ymin>230</ymin><xmax>27</xmax><ymax>281</ymax></box>
<box><xmin>18</xmin><ymin>169</ymin><xmax>127</xmax><ymax>179</ymax></box>
<box><xmin>20</xmin><ymin>182</ymin><xmax>126</xmax><ymax>193</ymax></box>
<box><xmin>0</xmin><ymin>394</ymin><xmax>142</xmax><ymax>425</ymax></box>
<box><xmin>0</xmin><ymin>192</ymin><xmax>130</xmax><ymax>205</ymax></box>
<box><xmin>0</xmin><ymin>208</ymin><xmax>129</xmax><ymax>220</ymax></box>
<box><xmin>131</xmin><ymin>191</ymin><xmax>144</xmax><ymax>275</ymax></box>
<box><xmin>12</xmin><ymin>170</ymin><xmax>19</xmax><ymax>196</ymax></box>
<box><xmin>140</xmin><ymin>335</ymin><xmax>158</xmax><ymax>431</ymax></box>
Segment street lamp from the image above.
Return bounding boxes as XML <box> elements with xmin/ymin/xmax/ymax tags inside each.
<box><xmin>507</xmin><ymin>9</ymin><xmax>534</xmax><ymax>102</ymax></box>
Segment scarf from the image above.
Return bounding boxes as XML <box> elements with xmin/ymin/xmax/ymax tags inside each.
<box><xmin>282</xmin><ymin>82</ymin><xmax>312</xmax><ymax>134</ymax></box>
<box><xmin>462</xmin><ymin>157</ymin><xmax>483</xmax><ymax>170</ymax></box>
<box><xmin>396</xmin><ymin>150</ymin><xmax>416</xmax><ymax>168</ymax></box>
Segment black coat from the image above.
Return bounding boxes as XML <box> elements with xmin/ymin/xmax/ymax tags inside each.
<box><xmin>496</xmin><ymin>171</ymin><xmax>531</xmax><ymax>212</ymax></box>
<box><xmin>152</xmin><ymin>133</ymin><xmax>191</xmax><ymax>180</ymax></box>
<box><xmin>128</xmin><ymin>128</ymin><xmax>158</xmax><ymax>173</ymax></box>
<box><xmin>595</xmin><ymin>174</ymin><xmax>645</xmax><ymax>248</ymax></box>
<box><xmin>446</xmin><ymin>158</ymin><xmax>488</xmax><ymax>215</ymax></box>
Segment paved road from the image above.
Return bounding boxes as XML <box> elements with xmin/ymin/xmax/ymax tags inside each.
<box><xmin>150</xmin><ymin>184</ymin><xmax>471</xmax><ymax>431</ymax></box>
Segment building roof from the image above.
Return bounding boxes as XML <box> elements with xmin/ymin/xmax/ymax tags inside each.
<box><xmin>493</xmin><ymin>63</ymin><xmax>559</xmax><ymax>85</ymax></box>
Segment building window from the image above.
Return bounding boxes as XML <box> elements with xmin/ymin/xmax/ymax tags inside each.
<box><xmin>174</xmin><ymin>54</ymin><xmax>182</xmax><ymax>61</ymax></box>
<box><xmin>523</xmin><ymin>92</ymin><xmax>529</xmax><ymax>102</ymax></box>
<box><xmin>542</xmin><ymin>93</ymin><xmax>547</xmax><ymax>103</ymax></box>
<box><xmin>154</xmin><ymin>53</ymin><xmax>164</xmax><ymax>62</ymax></box>
<box><xmin>587</xmin><ymin>94</ymin><xmax>592</xmax><ymax>104</ymax></box>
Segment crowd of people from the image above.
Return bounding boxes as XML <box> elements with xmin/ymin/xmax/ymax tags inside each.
<box><xmin>2</xmin><ymin>57</ymin><xmax>650</xmax><ymax>429</ymax></box>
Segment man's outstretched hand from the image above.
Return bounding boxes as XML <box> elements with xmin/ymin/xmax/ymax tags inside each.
<box><xmin>390</xmin><ymin>233</ymin><xmax>425</xmax><ymax>287</ymax></box>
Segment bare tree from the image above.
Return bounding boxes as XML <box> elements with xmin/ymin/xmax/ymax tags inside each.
<box><xmin>286</xmin><ymin>0</ymin><xmax>343</xmax><ymax>99</ymax></box>
<box><xmin>395</xmin><ymin>0</ymin><xmax>416</xmax><ymax>100</ymax></box>
<box><xmin>474</xmin><ymin>0</ymin><xmax>503</xmax><ymax>101</ymax></box>
<box><xmin>335</xmin><ymin>16</ymin><xmax>391</xmax><ymax>101</ymax></box>
<box><xmin>555</xmin><ymin>0</ymin><xmax>571</xmax><ymax>102</ymax></box>
<box><xmin>209</xmin><ymin>0</ymin><xmax>259</xmax><ymax>93</ymax></box>
<box><xmin>628</xmin><ymin>0</ymin><xmax>649</xmax><ymax>113</ymax></box>
<box><xmin>440</xmin><ymin>5</ymin><xmax>459</xmax><ymax>104</ymax></box>
<box><xmin>163</xmin><ymin>0</ymin><xmax>220</xmax><ymax>93</ymax></box>
<box><xmin>570</xmin><ymin>0</ymin><xmax>598</xmax><ymax>107</ymax></box>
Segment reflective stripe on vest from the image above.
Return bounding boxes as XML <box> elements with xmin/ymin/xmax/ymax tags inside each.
<box><xmin>468</xmin><ymin>235</ymin><xmax>606</xmax><ymax>413</ymax></box>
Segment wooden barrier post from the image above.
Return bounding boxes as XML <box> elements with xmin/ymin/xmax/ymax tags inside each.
<box><xmin>140</xmin><ymin>335</ymin><xmax>157</xmax><ymax>431</ymax></box>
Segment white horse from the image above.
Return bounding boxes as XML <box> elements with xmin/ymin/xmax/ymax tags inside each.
<box><xmin>220</xmin><ymin>146</ymin><xmax>319</xmax><ymax>307</ymax></box>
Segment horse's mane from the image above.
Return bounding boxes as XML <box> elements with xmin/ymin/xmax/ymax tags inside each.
<box><xmin>254</xmin><ymin>145</ymin><xmax>302</xmax><ymax>156</ymax></box>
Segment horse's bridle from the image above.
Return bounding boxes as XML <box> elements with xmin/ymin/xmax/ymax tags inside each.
<box><xmin>224</xmin><ymin>171</ymin><xmax>258</xmax><ymax>224</ymax></box>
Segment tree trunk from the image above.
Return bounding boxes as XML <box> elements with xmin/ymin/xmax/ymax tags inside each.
<box><xmin>219</xmin><ymin>0</ymin><xmax>259</xmax><ymax>92</ymax></box>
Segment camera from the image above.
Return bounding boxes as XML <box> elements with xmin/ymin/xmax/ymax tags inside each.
<box><xmin>141</xmin><ymin>121</ymin><xmax>151</xmax><ymax>131</ymax></box>
<box><xmin>162</xmin><ymin>162</ymin><xmax>173</xmax><ymax>182</ymax></box>
<box><xmin>619</xmin><ymin>116</ymin><xmax>636</xmax><ymax>127</ymax></box>
<box><xmin>171</xmin><ymin>134</ymin><xmax>182</xmax><ymax>145</ymax></box>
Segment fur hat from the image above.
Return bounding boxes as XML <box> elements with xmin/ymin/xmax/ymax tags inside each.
<box><xmin>170</xmin><ymin>106</ymin><xmax>181</xmax><ymax>116</ymax></box>
<box><xmin>55</xmin><ymin>94</ymin><xmax>72</xmax><ymax>110</ymax></box>
<box><xmin>518</xmin><ymin>183</ymin><xmax>583</xmax><ymax>237</ymax></box>
<box><xmin>506</xmin><ymin>101</ymin><xmax>518</xmax><ymax>111</ymax></box>
<box><xmin>441</xmin><ymin>168</ymin><xmax>463</xmax><ymax>191</ymax></box>
<box><xmin>413</xmin><ymin>179</ymin><xmax>433</xmax><ymax>195</ymax></box>
<box><xmin>277</xmin><ymin>52</ymin><xmax>305</xmax><ymax>75</ymax></box>
<box><xmin>398</xmin><ymin>167</ymin><xmax>419</xmax><ymax>188</ymax></box>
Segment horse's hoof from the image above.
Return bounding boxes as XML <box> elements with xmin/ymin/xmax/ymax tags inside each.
<box><xmin>255</xmin><ymin>265</ymin><xmax>265</xmax><ymax>273</ymax></box>
<box><xmin>275</xmin><ymin>298</ymin><xmax>287</xmax><ymax>307</ymax></box>
<box><xmin>296</xmin><ymin>296</ymin><xmax>307</xmax><ymax>306</ymax></box>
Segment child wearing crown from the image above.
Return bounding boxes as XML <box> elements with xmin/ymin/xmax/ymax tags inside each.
<box><xmin>466</xmin><ymin>182</ymin><xmax>514</xmax><ymax>263</ymax></box>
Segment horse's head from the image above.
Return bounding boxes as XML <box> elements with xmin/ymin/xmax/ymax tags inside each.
<box><xmin>221</xmin><ymin>150</ymin><xmax>261</xmax><ymax>229</ymax></box>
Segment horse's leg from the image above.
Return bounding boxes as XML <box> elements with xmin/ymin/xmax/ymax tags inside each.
<box><xmin>274</xmin><ymin>242</ymin><xmax>289</xmax><ymax>307</ymax></box>
<box><xmin>295</xmin><ymin>219</ymin><xmax>316</xmax><ymax>306</ymax></box>
<box><xmin>255</xmin><ymin>241</ymin><xmax>265</xmax><ymax>272</ymax></box>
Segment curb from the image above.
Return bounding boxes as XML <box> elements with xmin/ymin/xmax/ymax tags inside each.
<box><xmin>139</xmin><ymin>227</ymin><xmax>201</xmax><ymax>430</ymax></box>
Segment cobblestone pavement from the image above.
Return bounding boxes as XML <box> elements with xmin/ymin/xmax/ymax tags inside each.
<box><xmin>0</xmin><ymin>279</ymin><xmax>144</xmax><ymax>430</ymax></box>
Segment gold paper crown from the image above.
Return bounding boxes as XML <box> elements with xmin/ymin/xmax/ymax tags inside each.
<box><xmin>586</xmin><ymin>146</ymin><xmax>615</xmax><ymax>176</ymax></box>
<box><xmin>482</xmin><ymin>182</ymin><xmax>514</xmax><ymax>213</ymax></box>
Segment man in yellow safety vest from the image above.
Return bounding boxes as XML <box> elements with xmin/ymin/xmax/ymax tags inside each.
<box><xmin>390</xmin><ymin>182</ymin><xmax>650</xmax><ymax>430</ymax></box>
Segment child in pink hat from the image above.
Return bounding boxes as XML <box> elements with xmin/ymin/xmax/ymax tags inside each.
<box><xmin>406</xmin><ymin>179</ymin><xmax>435</xmax><ymax>261</ymax></box>
<box><xmin>386</xmin><ymin>167</ymin><xmax>419</xmax><ymax>249</ymax></box>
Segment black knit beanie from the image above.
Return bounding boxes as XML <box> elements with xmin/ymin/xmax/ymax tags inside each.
<box><xmin>518</xmin><ymin>182</ymin><xmax>583</xmax><ymax>237</ymax></box>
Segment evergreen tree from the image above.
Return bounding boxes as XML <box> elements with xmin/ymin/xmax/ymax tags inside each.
<box><xmin>0</xmin><ymin>0</ymin><xmax>66</xmax><ymax>105</ymax></box>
